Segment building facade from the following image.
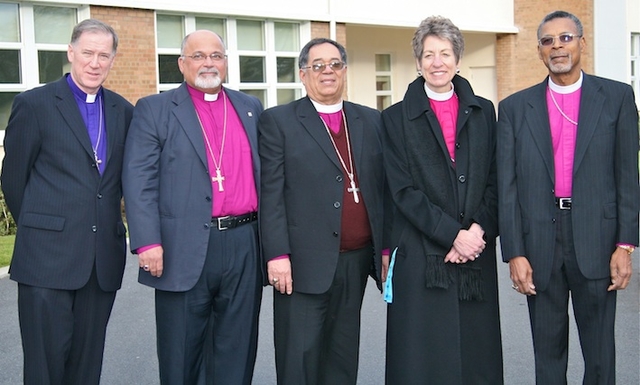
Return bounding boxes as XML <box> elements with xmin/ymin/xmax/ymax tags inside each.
<box><xmin>0</xmin><ymin>0</ymin><xmax>639</xmax><ymax>151</ymax></box>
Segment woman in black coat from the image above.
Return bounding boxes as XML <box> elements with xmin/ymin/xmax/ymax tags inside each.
<box><xmin>381</xmin><ymin>16</ymin><xmax>503</xmax><ymax>384</ymax></box>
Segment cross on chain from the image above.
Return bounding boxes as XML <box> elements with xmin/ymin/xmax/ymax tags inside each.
<box><xmin>212</xmin><ymin>169</ymin><xmax>225</xmax><ymax>192</ymax></box>
<box><xmin>348</xmin><ymin>178</ymin><xmax>360</xmax><ymax>203</ymax></box>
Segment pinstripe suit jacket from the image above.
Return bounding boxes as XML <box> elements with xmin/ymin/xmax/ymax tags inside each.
<box><xmin>497</xmin><ymin>74</ymin><xmax>639</xmax><ymax>291</ymax></box>
<box><xmin>1</xmin><ymin>76</ymin><xmax>134</xmax><ymax>291</ymax></box>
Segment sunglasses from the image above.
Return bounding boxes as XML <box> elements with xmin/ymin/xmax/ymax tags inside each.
<box><xmin>538</xmin><ymin>34</ymin><xmax>581</xmax><ymax>47</ymax></box>
<box><xmin>301</xmin><ymin>61</ymin><xmax>346</xmax><ymax>72</ymax></box>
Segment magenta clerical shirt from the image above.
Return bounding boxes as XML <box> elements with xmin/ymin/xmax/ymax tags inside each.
<box><xmin>426</xmin><ymin>83</ymin><xmax>459</xmax><ymax>164</ymax></box>
<box><xmin>546</xmin><ymin>73</ymin><xmax>582</xmax><ymax>198</ymax></box>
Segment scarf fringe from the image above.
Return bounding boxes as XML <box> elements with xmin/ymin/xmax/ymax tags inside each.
<box><xmin>424</xmin><ymin>255</ymin><xmax>452</xmax><ymax>289</ymax></box>
<box><xmin>458</xmin><ymin>266</ymin><xmax>484</xmax><ymax>301</ymax></box>
<box><xmin>424</xmin><ymin>254</ymin><xmax>484</xmax><ymax>301</ymax></box>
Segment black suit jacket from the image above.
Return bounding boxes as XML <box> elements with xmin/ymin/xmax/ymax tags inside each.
<box><xmin>258</xmin><ymin>97</ymin><xmax>386</xmax><ymax>294</ymax></box>
<box><xmin>123</xmin><ymin>83</ymin><xmax>264</xmax><ymax>292</ymax></box>
<box><xmin>497</xmin><ymin>73</ymin><xmax>639</xmax><ymax>291</ymax></box>
<box><xmin>1</xmin><ymin>76</ymin><xmax>133</xmax><ymax>291</ymax></box>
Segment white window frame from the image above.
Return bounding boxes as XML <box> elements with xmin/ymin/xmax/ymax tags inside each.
<box><xmin>374</xmin><ymin>53</ymin><xmax>393</xmax><ymax>111</ymax></box>
<box><xmin>631</xmin><ymin>33</ymin><xmax>639</xmax><ymax>106</ymax></box>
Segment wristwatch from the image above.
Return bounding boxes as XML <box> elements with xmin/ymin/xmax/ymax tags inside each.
<box><xmin>618</xmin><ymin>245</ymin><xmax>635</xmax><ymax>255</ymax></box>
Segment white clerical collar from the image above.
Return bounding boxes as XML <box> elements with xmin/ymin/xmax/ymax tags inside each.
<box><xmin>204</xmin><ymin>92</ymin><xmax>219</xmax><ymax>102</ymax></box>
<box><xmin>86</xmin><ymin>94</ymin><xmax>97</xmax><ymax>103</ymax></box>
<box><xmin>424</xmin><ymin>83</ymin><xmax>455</xmax><ymax>101</ymax></box>
<box><xmin>548</xmin><ymin>72</ymin><xmax>583</xmax><ymax>94</ymax></box>
<box><xmin>310</xmin><ymin>99</ymin><xmax>343</xmax><ymax>113</ymax></box>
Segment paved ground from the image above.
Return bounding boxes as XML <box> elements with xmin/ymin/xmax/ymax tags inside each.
<box><xmin>0</xmin><ymin>248</ymin><xmax>638</xmax><ymax>384</ymax></box>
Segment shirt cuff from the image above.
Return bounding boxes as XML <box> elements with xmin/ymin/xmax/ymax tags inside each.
<box><xmin>271</xmin><ymin>254</ymin><xmax>290</xmax><ymax>261</ymax></box>
<box><xmin>137</xmin><ymin>244</ymin><xmax>161</xmax><ymax>254</ymax></box>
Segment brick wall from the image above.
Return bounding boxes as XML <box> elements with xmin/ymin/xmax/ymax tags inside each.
<box><xmin>90</xmin><ymin>6</ymin><xmax>157</xmax><ymax>105</ymax></box>
<box><xmin>496</xmin><ymin>1</ymin><xmax>594</xmax><ymax>100</ymax></box>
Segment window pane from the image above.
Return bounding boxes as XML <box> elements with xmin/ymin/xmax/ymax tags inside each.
<box><xmin>34</xmin><ymin>6</ymin><xmax>76</xmax><ymax>44</ymax></box>
<box><xmin>277</xmin><ymin>89</ymin><xmax>298</xmax><ymax>105</ymax></box>
<box><xmin>240</xmin><ymin>56</ymin><xmax>265</xmax><ymax>82</ymax></box>
<box><xmin>377</xmin><ymin>95</ymin><xmax>391</xmax><ymax>111</ymax></box>
<box><xmin>275</xmin><ymin>23</ymin><xmax>299</xmax><ymax>52</ymax></box>
<box><xmin>158</xmin><ymin>54</ymin><xmax>182</xmax><ymax>84</ymax></box>
<box><xmin>196</xmin><ymin>17</ymin><xmax>225</xmax><ymax>43</ymax></box>
<box><xmin>157</xmin><ymin>15</ymin><xmax>184</xmax><ymax>49</ymax></box>
<box><xmin>277</xmin><ymin>57</ymin><xmax>297</xmax><ymax>83</ymax></box>
<box><xmin>237</xmin><ymin>20</ymin><xmax>264</xmax><ymax>51</ymax></box>
<box><xmin>38</xmin><ymin>51</ymin><xmax>69</xmax><ymax>83</ymax></box>
<box><xmin>376</xmin><ymin>76</ymin><xmax>391</xmax><ymax>91</ymax></box>
<box><xmin>0</xmin><ymin>50</ymin><xmax>20</xmax><ymax>83</ymax></box>
<box><xmin>0</xmin><ymin>3</ymin><xmax>20</xmax><ymax>42</ymax></box>
<box><xmin>241</xmin><ymin>89</ymin><xmax>265</xmax><ymax>106</ymax></box>
<box><xmin>0</xmin><ymin>92</ymin><xmax>19</xmax><ymax>129</ymax></box>
<box><xmin>375</xmin><ymin>54</ymin><xmax>391</xmax><ymax>71</ymax></box>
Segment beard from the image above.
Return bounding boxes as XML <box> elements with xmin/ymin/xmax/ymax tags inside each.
<box><xmin>547</xmin><ymin>54</ymin><xmax>573</xmax><ymax>74</ymax></box>
<box><xmin>195</xmin><ymin>69</ymin><xmax>222</xmax><ymax>89</ymax></box>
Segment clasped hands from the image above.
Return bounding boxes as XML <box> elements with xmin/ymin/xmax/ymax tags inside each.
<box><xmin>444</xmin><ymin>223</ymin><xmax>485</xmax><ymax>264</ymax></box>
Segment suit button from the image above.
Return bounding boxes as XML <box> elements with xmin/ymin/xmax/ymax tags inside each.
<box><xmin>334</xmin><ymin>202</ymin><xmax>341</xmax><ymax>209</ymax></box>
<box><xmin>455</xmin><ymin>142</ymin><xmax>461</xmax><ymax>149</ymax></box>
<box><xmin>204</xmin><ymin>223</ymin><xmax>210</xmax><ymax>229</ymax></box>
<box><xmin>552</xmin><ymin>218</ymin><xmax>556</xmax><ymax>223</ymax></box>
<box><xmin>459</xmin><ymin>212</ymin><xmax>465</xmax><ymax>219</ymax></box>
<box><xmin>333</xmin><ymin>231</ymin><xmax>339</xmax><ymax>237</ymax></box>
<box><xmin>92</xmin><ymin>225</ymin><xmax>97</xmax><ymax>232</ymax></box>
<box><xmin>336</xmin><ymin>175</ymin><xmax>343</xmax><ymax>182</ymax></box>
<box><xmin>458</xmin><ymin>175</ymin><xmax>466</xmax><ymax>183</ymax></box>
<box><xmin>205</xmin><ymin>196</ymin><xmax>212</xmax><ymax>202</ymax></box>
<box><xmin>97</xmin><ymin>193</ymin><xmax>103</xmax><ymax>199</ymax></box>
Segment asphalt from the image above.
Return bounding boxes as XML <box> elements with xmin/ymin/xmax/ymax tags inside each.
<box><xmin>0</xmin><ymin>248</ymin><xmax>638</xmax><ymax>384</ymax></box>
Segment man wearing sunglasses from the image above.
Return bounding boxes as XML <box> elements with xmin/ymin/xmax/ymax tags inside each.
<box><xmin>258</xmin><ymin>38</ymin><xmax>387</xmax><ymax>384</ymax></box>
<box><xmin>497</xmin><ymin>10</ymin><xmax>639</xmax><ymax>384</ymax></box>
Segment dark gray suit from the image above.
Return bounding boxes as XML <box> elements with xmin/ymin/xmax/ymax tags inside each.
<box><xmin>123</xmin><ymin>83</ymin><xmax>264</xmax><ymax>384</ymax></box>
<box><xmin>259</xmin><ymin>97</ymin><xmax>386</xmax><ymax>384</ymax></box>
<box><xmin>497</xmin><ymin>73</ymin><xmax>639</xmax><ymax>383</ymax></box>
<box><xmin>1</xmin><ymin>75</ymin><xmax>133</xmax><ymax>384</ymax></box>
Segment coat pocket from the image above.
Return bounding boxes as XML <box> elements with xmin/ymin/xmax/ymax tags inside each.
<box><xmin>20</xmin><ymin>212</ymin><xmax>65</xmax><ymax>231</ymax></box>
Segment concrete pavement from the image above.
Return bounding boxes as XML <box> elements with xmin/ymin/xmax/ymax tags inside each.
<box><xmin>0</xmin><ymin>250</ymin><xmax>638</xmax><ymax>384</ymax></box>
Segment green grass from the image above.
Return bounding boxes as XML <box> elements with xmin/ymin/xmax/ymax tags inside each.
<box><xmin>0</xmin><ymin>235</ymin><xmax>15</xmax><ymax>268</ymax></box>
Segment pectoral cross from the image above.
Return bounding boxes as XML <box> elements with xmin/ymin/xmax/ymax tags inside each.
<box><xmin>348</xmin><ymin>177</ymin><xmax>360</xmax><ymax>204</ymax></box>
<box><xmin>212</xmin><ymin>169</ymin><xmax>225</xmax><ymax>192</ymax></box>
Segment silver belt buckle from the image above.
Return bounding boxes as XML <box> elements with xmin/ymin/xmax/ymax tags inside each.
<box><xmin>216</xmin><ymin>215</ymin><xmax>231</xmax><ymax>230</ymax></box>
<box><xmin>558</xmin><ymin>198</ymin><xmax>571</xmax><ymax>210</ymax></box>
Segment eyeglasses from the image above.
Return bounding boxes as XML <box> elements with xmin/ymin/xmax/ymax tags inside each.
<box><xmin>301</xmin><ymin>61</ymin><xmax>346</xmax><ymax>72</ymax></box>
<box><xmin>183</xmin><ymin>52</ymin><xmax>227</xmax><ymax>62</ymax></box>
<box><xmin>538</xmin><ymin>34</ymin><xmax>581</xmax><ymax>47</ymax></box>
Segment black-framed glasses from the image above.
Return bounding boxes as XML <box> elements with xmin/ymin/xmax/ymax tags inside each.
<box><xmin>183</xmin><ymin>52</ymin><xmax>227</xmax><ymax>62</ymax></box>
<box><xmin>301</xmin><ymin>61</ymin><xmax>345</xmax><ymax>72</ymax></box>
<box><xmin>538</xmin><ymin>34</ymin><xmax>581</xmax><ymax>47</ymax></box>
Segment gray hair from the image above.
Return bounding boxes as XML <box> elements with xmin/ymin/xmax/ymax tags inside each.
<box><xmin>298</xmin><ymin>38</ymin><xmax>347</xmax><ymax>68</ymax></box>
<box><xmin>70</xmin><ymin>19</ymin><xmax>118</xmax><ymax>54</ymax></box>
<box><xmin>537</xmin><ymin>10</ymin><xmax>583</xmax><ymax>39</ymax></box>
<box><xmin>412</xmin><ymin>16</ymin><xmax>464</xmax><ymax>62</ymax></box>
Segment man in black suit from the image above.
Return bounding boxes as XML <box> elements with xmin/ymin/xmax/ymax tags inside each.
<box><xmin>123</xmin><ymin>30</ymin><xmax>263</xmax><ymax>384</ymax></box>
<box><xmin>1</xmin><ymin>19</ymin><xmax>133</xmax><ymax>384</ymax></box>
<box><xmin>259</xmin><ymin>38</ymin><xmax>386</xmax><ymax>385</ymax></box>
<box><xmin>497</xmin><ymin>10</ymin><xmax>639</xmax><ymax>384</ymax></box>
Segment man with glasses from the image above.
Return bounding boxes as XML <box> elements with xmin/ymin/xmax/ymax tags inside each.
<box><xmin>123</xmin><ymin>30</ymin><xmax>264</xmax><ymax>384</ymax></box>
<box><xmin>259</xmin><ymin>38</ymin><xmax>387</xmax><ymax>384</ymax></box>
<box><xmin>1</xmin><ymin>19</ymin><xmax>133</xmax><ymax>384</ymax></box>
<box><xmin>497</xmin><ymin>10</ymin><xmax>639</xmax><ymax>384</ymax></box>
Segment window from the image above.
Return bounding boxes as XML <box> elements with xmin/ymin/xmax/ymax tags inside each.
<box><xmin>0</xmin><ymin>2</ymin><xmax>81</xmax><ymax>134</ymax></box>
<box><xmin>375</xmin><ymin>53</ymin><xmax>392</xmax><ymax>111</ymax></box>
<box><xmin>156</xmin><ymin>14</ymin><xmax>306</xmax><ymax>107</ymax></box>
<box><xmin>631</xmin><ymin>33</ymin><xmax>639</xmax><ymax>105</ymax></box>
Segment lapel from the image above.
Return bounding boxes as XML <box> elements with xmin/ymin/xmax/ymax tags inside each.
<box><xmin>54</xmin><ymin>78</ymin><xmax>96</xmax><ymax>166</ymax></box>
<box><xmin>172</xmin><ymin>83</ymin><xmax>209</xmax><ymax>168</ymax></box>
<box><xmin>573</xmin><ymin>74</ymin><xmax>603</xmax><ymax>174</ymax></box>
<box><xmin>343</xmin><ymin>102</ymin><xmax>365</xmax><ymax>174</ymax></box>
<box><xmin>524</xmin><ymin>79</ymin><xmax>555</xmax><ymax>182</ymax></box>
<box><xmin>102</xmin><ymin>89</ymin><xmax>120</xmax><ymax>170</ymax></box>
<box><xmin>226</xmin><ymin>89</ymin><xmax>260</xmax><ymax>177</ymax></box>
<box><xmin>297</xmin><ymin>97</ymin><xmax>342</xmax><ymax>171</ymax></box>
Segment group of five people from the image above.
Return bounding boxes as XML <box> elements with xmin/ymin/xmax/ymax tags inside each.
<box><xmin>1</xmin><ymin>9</ymin><xmax>637</xmax><ymax>385</ymax></box>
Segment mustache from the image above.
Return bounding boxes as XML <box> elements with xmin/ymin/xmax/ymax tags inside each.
<box><xmin>198</xmin><ymin>68</ymin><xmax>220</xmax><ymax>76</ymax></box>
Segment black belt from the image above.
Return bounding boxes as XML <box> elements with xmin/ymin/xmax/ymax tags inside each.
<box><xmin>211</xmin><ymin>212</ymin><xmax>257</xmax><ymax>230</ymax></box>
<box><xmin>555</xmin><ymin>197</ymin><xmax>572</xmax><ymax>210</ymax></box>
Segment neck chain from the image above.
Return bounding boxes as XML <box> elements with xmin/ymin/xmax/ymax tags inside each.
<box><xmin>320</xmin><ymin>110</ymin><xmax>360</xmax><ymax>203</ymax></box>
<box><xmin>92</xmin><ymin>94</ymin><xmax>104</xmax><ymax>165</ymax></box>
<box><xmin>196</xmin><ymin>91</ymin><xmax>228</xmax><ymax>192</ymax></box>
<box><xmin>549</xmin><ymin>88</ymin><xmax>578</xmax><ymax>126</ymax></box>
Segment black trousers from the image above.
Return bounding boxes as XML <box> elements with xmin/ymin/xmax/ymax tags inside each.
<box><xmin>155</xmin><ymin>221</ymin><xmax>262</xmax><ymax>385</ymax></box>
<box><xmin>528</xmin><ymin>209</ymin><xmax>616</xmax><ymax>385</ymax></box>
<box><xmin>273</xmin><ymin>245</ymin><xmax>372</xmax><ymax>385</ymax></box>
<box><xmin>18</xmin><ymin>265</ymin><xmax>117</xmax><ymax>385</ymax></box>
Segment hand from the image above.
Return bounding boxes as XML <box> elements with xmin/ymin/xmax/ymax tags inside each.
<box><xmin>444</xmin><ymin>247</ymin><xmax>479</xmax><ymax>264</ymax></box>
<box><xmin>268</xmin><ymin>258</ymin><xmax>294</xmax><ymax>295</ymax></box>
<box><xmin>452</xmin><ymin>228</ymin><xmax>485</xmax><ymax>259</ymax></box>
<box><xmin>509</xmin><ymin>256</ymin><xmax>536</xmax><ymax>295</ymax></box>
<box><xmin>608</xmin><ymin>247</ymin><xmax>633</xmax><ymax>291</ymax></box>
<box><xmin>381</xmin><ymin>252</ymin><xmax>390</xmax><ymax>283</ymax></box>
<box><xmin>139</xmin><ymin>246</ymin><xmax>164</xmax><ymax>277</ymax></box>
